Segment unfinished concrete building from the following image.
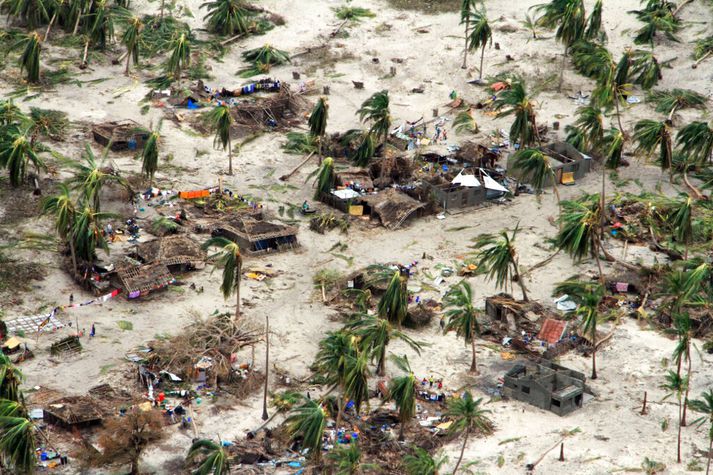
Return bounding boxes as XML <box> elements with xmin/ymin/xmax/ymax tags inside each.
<box><xmin>503</xmin><ymin>362</ymin><xmax>586</xmax><ymax>416</ymax></box>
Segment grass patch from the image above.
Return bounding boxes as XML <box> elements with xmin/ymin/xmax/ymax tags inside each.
<box><xmin>99</xmin><ymin>363</ymin><xmax>116</xmax><ymax>375</ymax></box>
<box><xmin>117</xmin><ymin>320</ymin><xmax>134</xmax><ymax>331</ymax></box>
<box><xmin>385</xmin><ymin>0</ymin><xmax>460</xmax><ymax>13</ymax></box>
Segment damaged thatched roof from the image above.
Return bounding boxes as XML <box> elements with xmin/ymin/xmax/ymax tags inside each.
<box><xmin>217</xmin><ymin>217</ymin><xmax>298</xmax><ymax>242</ymax></box>
<box><xmin>92</xmin><ymin>119</ymin><xmax>149</xmax><ymax>151</ymax></box>
<box><xmin>44</xmin><ymin>396</ymin><xmax>103</xmax><ymax>426</ymax></box>
<box><xmin>335</xmin><ymin>168</ymin><xmax>374</xmax><ymax>190</ymax></box>
<box><xmin>360</xmin><ymin>189</ymin><xmax>426</xmax><ymax>230</ymax></box>
<box><xmin>136</xmin><ymin>235</ymin><xmax>206</xmax><ymax>268</ymax></box>
<box><xmin>117</xmin><ymin>262</ymin><xmax>174</xmax><ymax>295</ymax></box>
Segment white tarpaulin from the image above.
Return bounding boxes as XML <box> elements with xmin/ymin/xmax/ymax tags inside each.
<box><xmin>332</xmin><ymin>188</ymin><xmax>361</xmax><ymax>200</ymax></box>
<box><xmin>451</xmin><ymin>172</ymin><xmax>481</xmax><ymax>188</ymax></box>
<box><xmin>481</xmin><ymin>173</ymin><xmax>508</xmax><ymax>193</ymax></box>
<box><xmin>6</xmin><ymin>314</ymin><xmax>64</xmax><ymax>334</ymax></box>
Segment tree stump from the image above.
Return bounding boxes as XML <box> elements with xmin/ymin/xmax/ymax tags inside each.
<box><xmin>432</xmin><ymin>108</ymin><xmax>439</xmax><ymax>118</ymax></box>
<box><xmin>323</xmin><ymin>86</ymin><xmax>330</xmax><ymax>95</ymax></box>
<box><xmin>292</xmin><ymin>71</ymin><xmax>300</xmax><ymax>80</ymax></box>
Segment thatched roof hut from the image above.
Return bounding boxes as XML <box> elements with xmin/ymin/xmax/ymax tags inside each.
<box><xmin>335</xmin><ymin>168</ymin><xmax>374</xmax><ymax>190</ymax></box>
<box><xmin>360</xmin><ymin>189</ymin><xmax>426</xmax><ymax>230</ymax></box>
<box><xmin>92</xmin><ymin>119</ymin><xmax>149</xmax><ymax>151</ymax></box>
<box><xmin>135</xmin><ymin>235</ymin><xmax>206</xmax><ymax>270</ymax></box>
<box><xmin>212</xmin><ymin>217</ymin><xmax>298</xmax><ymax>255</ymax></box>
<box><xmin>117</xmin><ymin>263</ymin><xmax>174</xmax><ymax>298</ymax></box>
<box><xmin>44</xmin><ymin>396</ymin><xmax>103</xmax><ymax>428</ymax></box>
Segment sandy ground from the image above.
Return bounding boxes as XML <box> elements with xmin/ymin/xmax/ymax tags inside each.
<box><xmin>1</xmin><ymin>0</ymin><xmax>713</xmax><ymax>473</ymax></box>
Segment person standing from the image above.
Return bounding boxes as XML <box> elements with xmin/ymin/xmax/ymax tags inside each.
<box><xmin>90</xmin><ymin>324</ymin><xmax>96</xmax><ymax>337</ymax></box>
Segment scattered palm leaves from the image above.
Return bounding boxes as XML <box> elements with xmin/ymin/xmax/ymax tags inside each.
<box><xmin>310</xmin><ymin>212</ymin><xmax>349</xmax><ymax>234</ymax></box>
<box><xmin>29</xmin><ymin>108</ymin><xmax>69</xmax><ymax>141</ymax></box>
<box><xmin>117</xmin><ymin>320</ymin><xmax>134</xmax><ymax>331</ymax></box>
<box><xmin>453</xmin><ymin>109</ymin><xmax>478</xmax><ymax>134</ymax></box>
<box><xmin>282</xmin><ymin>132</ymin><xmax>317</xmax><ymax>155</ymax></box>
<box><xmin>693</xmin><ymin>35</ymin><xmax>713</xmax><ymax>68</ymax></box>
<box><xmin>238</xmin><ymin>44</ymin><xmax>290</xmax><ymax>77</ymax></box>
<box><xmin>647</xmin><ymin>88</ymin><xmax>708</xmax><ymax>120</ymax></box>
<box><xmin>334</xmin><ymin>6</ymin><xmax>376</xmax><ymax>22</ymax></box>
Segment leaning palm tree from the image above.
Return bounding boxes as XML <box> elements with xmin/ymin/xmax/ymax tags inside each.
<box><xmin>633</xmin><ymin>119</ymin><xmax>673</xmax><ymax>179</ymax></box>
<box><xmin>166</xmin><ymin>32</ymin><xmax>191</xmax><ymax>81</ymax></box>
<box><xmin>689</xmin><ymin>390</ymin><xmax>713</xmax><ymax>475</ymax></box>
<box><xmin>68</xmin><ymin>143</ymin><xmax>128</xmax><ymax>212</ymax></box>
<box><xmin>555</xmin><ymin>193</ymin><xmax>605</xmax><ymax>279</ymax></box>
<box><xmin>87</xmin><ymin>0</ymin><xmax>117</xmax><ymax>51</ymax></box>
<box><xmin>377</xmin><ymin>270</ymin><xmax>408</xmax><ymax>325</ymax></box>
<box><xmin>466</xmin><ymin>7</ymin><xmax>492</xmax><ymax>81</ymax></box>
<box><xmin>603</xmin><ymin>126</ymin><xmax>625</xmax><ymax>169</ymax></box>
<box><xmin>534</xmin><ymin>0</ymin><xmax>587</xmax><ymax>90</ymax></box>
<box><xmin>6</xmin><ymin>0</ymin><xmax>51</xmax><ymax>30</ymax></box>
<box><xmin>460</xmin><ymin>0</ymin><xmax>478</xmax><ymax>68</ymax></box>
<box><xmin>692</xmin><ymin>35</ymin><xmax>713</xmax><ymax>69</ymax></box>
<box><xmin>326</xmin><ymin>441</ymin><xmax>376</xmax><ymax>475</ymax></box>
<box><xmin>403</xmin><ymin>447</ymin><xmax>448</xmax><ymax>475</ymax></box>
<box><xmin>446</xmin><ymin>391</ymin><xmax>493</xmax><ymax>474</ymax></box>
<box><xmin>471</xmin><ymin>224</ymin><xmax>529</xmax><ymax>301</ymax></box>
<box><xmin>0</xmin><ymin>353</ymin><xmax>24</xmax><ymax>403</ymax></box>
<box><xmin>443</xmin><ymin>281</ymin><xmax>481</xmax><ymax>373</ymax></box>
<box><xmin>0</xmin><ymin>127</ymin><xmax>45</xmax><ymax>187</ymax></box>
<box><xmin>584</xmin><ymin>0</ymin><xmax>604</xmax><ymax>41</ymax></box>
<box><xmin>511</xmin><ymin>148</ymin><xmax>561</xmax><ymax>207</ymax></box>
<box><xmin>41</xmin><ymin>184</ymin><xmax>78</xmax><ymax>274</ymax></box>
<box><xmin>286</xmin><ymin>398</ymin><xmax>327</xmax><ymax>463</ymax></box>
<box><xmin>351</xmin><ymin>131</ymin><xmax>376</xmax><ymax>168</ymax></box>
<box><xmin>0</xmin><ymin>100</ymin><xmax>25</xmax><ymax>127</ymax></box>
<box><xmin>493</xmin><ymin>78</ymin><xmax>539</xmax><ymax>147</ymax></box>
<box><xmin>662</xmin><ymin>369</ymin><xmax>687</xmax><ymax>464</ymax></box>
<box><xmin>388</xmin><ymin>355</ymin><xmax>417</xmax><ymax>441</ymax></box>
<box><xmin>647</xmin><ymin>88</ymin><xmax>708</xmax><ymax>124</ymax></box>
<box><xmin>569</xmin><ymin>39</ymin><xmax>612</xmax><ymax>80</ymax></box>
<box><xmin>668</xmin><ymin>194</ymin><xmax>694</xmax><ymax>259</ymax></box>
<box><xmin>346</xmin><ymin>314</ymin><xmax>422</xmax><ymax>377</ymax></box>
<box><xmin>70</xmin><ymin>205</ymin><xmax>112</xmax><ymax>263</ymax></box>
<box><xmin>629</xmin><ymin>49</ymin><xmax>662</xmax><ymax>90</ymax></box>
<box><xmin>453</xmin><ymin>109</ymin><xmax>478</xmax><ymax>134</ymax></box>
<box><xmin>186</xmin><ymin>438</ymin><xmax>230</xmax><ymax>475</ymax></box>
<box><xmin>15</xmin><ymin>32</ymin><xmax>42</xmax><ymax>83</ymax></box>
<box><xmin>670</xmin><ymin>312</ymin><xmax>693</xmax><ymax>427</ymax></box>
<box><xmin>568</xmin><ymin>105</ymin><xmax>605</xmax><ymax>153</ymax></box>
<box><xmin>202</xmin><ymin>236</ymin><xmax>243</xmax><ymax>320</ymax></box>
<box><xmin>576</xmin><ymin>286</ymin><xmax>602</xmax><ymax>379</ymax></box>
<box><xmin>201</xmin><ymin>0</ymin><xmax>249</xmax><ymax>36</ymax></box>
<box><xmin>357</xmin><ymin>90</ymin><xmax>391</xmax><ymax>145</ymax></box>
<box><xmin>630</xmin><ymin>0</ymin><xmax>680</xmax><ymax>47</ymax></box>
<box><xmin>308</xmin><ymin>97</ymin><xmax>329</xmax><ymax>165</ymax></box>
<box><xmin>313</xmin><ymin>330</ymin><xmax>355</xmax><ymax>428</ymax></box>
<box><xmin>120</xmin><ymin>14</ymin><xmax>143</xmax><ymax>75</ymax></box>
<box><xmin>204</xmin><ymin>105</ymin><xmax>235</xmax><ymax>175</ymax></box>
<box><xmin>142</xmin><ymin>122</ymin><xmax>161</xmax><ymax>186</ymax></box>
<box><xmin>343</xmin><ymin>349</ymin><xmax>370</xmax><ymax>415</ymax></box>
<box><xmin>0</xmin><ymin>399</ymin><xmax>37</xmax><ymax>474</ymax></box>
<box><xmin>313</xmin><ymin>156</ymin><xmax>334</xmax><ymax>200</ymax></box>
<box><xmin>676</xmin><ymin>121</ymin><xmax>713</xmax><ymax>165</ymax></box>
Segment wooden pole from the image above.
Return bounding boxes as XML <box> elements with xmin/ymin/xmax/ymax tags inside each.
<box><xmin>261</xmin><ymin>315</ymin><xmax>270</xmax><ymax>421</ymax></box>
<box><xmin>641</xmin><ymin>391</ymin><xmax>648</xmax><ymax>415</ymax></box>
<box><xmin>559</xmin><ymin>443</ymin><xmax>564</xmax><ymax>462</ymax></box>
<box><xmin>279</xmin><ymin>152</ymin><xmax>315</xmax><ymax>181</ymax></box>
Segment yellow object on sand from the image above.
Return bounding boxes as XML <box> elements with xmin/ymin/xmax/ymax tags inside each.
<box><xmin>561</xmin><ymin>172</ymin><xmax>575</xmax><ymax>185</ymax></box>
<box><xmin>500</xmin><ymin>351</ymin><xmax>516</xmax><ymax>360</ymax></box>
<box><xmin>436</xmin><ymin>421</ymin><xmax>453</xmax><ymax>430</ymax></box>
<box><xmin>245</xmin><ymin>272</ymin><xmax>267</xmax><ymax>281</ymax></box>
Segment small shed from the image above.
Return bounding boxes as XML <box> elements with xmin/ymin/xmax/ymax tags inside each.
<box><xmin>118</xmin><ymin>263</ymin><xmax>175</xmax><ymax>299</ymax></box>
<box><xmin>503</xmin><ymin>361</ymin><xmax>586</xmax><ymax>416</ymax></box>
<box><xmin>92</xmin><ymin>119</ymin><xmax>150</xmax><ymax>151</ymax></box>
<box><xmin>44</xmin><ymin>396</ymin><xmax>104</xmax><ymax>428</ymax></box>
<box><xmin>507</xmin><ymin>141</ymin><xmax>592</xmax><ymax>186</ymax></box>
<box><xmin>212</xmin><ymin>218</ymin><xmax>299</xmax><ymax>255</ymax></box>
<box><xmin>134</xmin><ymin>235</ymin><xmax>206</xmax><ymax>272</ymax></box>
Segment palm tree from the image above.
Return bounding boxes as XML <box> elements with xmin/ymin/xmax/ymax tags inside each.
<box><xmin>0</xmin><ymin>353</ymin><xmax>24</xmax><ymax>403</ymax></box>
<box><xmin>351</xmin><ymin>131</ymin><xmax>376</xmax><ymax>168</ymax></box>
<box><xmin>202</xmin><ymin>236</ymin><xmax>242</xmax><ymax>320</ymax></box>
<box><xmin>534</xmin><ymin>0</ymin><xmax>587</xmax><ymax>90</ymax></box>
<box><xmin>70</xmin><ymin>205</ymin><xmax>112</xmax><ymax>263</ymax></box>
<box><xmin>443</xmin><ymin>281</ymin><xmax>481</xmax><ymax>373</ymax></box>
<box><xmin>662</xmin><ymin>369</ymin><xmax>687</xmax><ymax>464</ymax></box>
<box><xmin>120</xmin><ymin>14</ymin><xmax>143</xmax><ymax>75</ymax></box>
<box><xmin>575</xmin><ymin>283</ymin><xmax>603</xmax><ymax>379</ymax></box>
<box><xmin>629</xmin><ymin>49</ymin><xmax>662</xmax><ymax>90</ymax></box>
<box><xmin>314</xmin><ymin>330</ymin><xmax>354</xmax><ymax>428</ymax></box>
<box><xmin>186</xmin><ymin>438</ymin><xmax>230</xmax><ymax>475</ymax></box>
<box><xmin>493</xmin><ymin>78</ymin><xmax>539</xmax><ymax>147</ymax></box>
<box><xmin>286</xmin><ymin>398</ymin><xmax>327</xmax><ymax>463</ymax></box>
<box><xmin>42</xmin><ymin>184</ymin><xmax>78</xmax><ymax>274</ymax></box>
<box><xmin>670</xmin><ymin>312</ymin><xmax>693</xmax><ymax>427</ymax></box>
<box><xmin>68</xmin><ymin>143</ymin><xmax>128</xmax><ymax>212</ymax></box>
<box><xmin>15</xmin><ymin>32</ymin><xmax>42</xmax><ymax>83</ymax></box>
<box><xmin>446</xmin><ymin>391</ymin><xmax>493</xmax><ymax>474</ymax></box>
<box><xmin>584</xmin><ymin>0</ymin><xmax>604</xmax><ymax>41</ymax></box>
<box><xmin>377</xmin><ymin>270</ymin><xmax>408</xmax><ymax>325</ymax></box>
<box><xmin>0</xmin><ymin>127</ymin><xmax>45</xmax><ymax>187</ymax></box>
<box><xmin>326</xmin><ymin>441</ymin><xmax>376</xmax><ymax>475</ymax></box>
<box><xmin>0</xmin><ymin>100</ymin><xmax>25</xmax><ymax>127</ymax></box>
<box><xmin>692</xmin><ymin>35</ymin><xmax>713</xmax><ymax>69</ymax></box>
<box><xmin>676</xmin><ymin>121</ymin><xmax>713</xmax><ymax>165</ymax></box>
<box><xmin>647</xmin><ymin>88</ymin><xmax>707</xmax><ymax>124</ymax></box>
<box><xmin>511</xmin><ymin>148</ymin><xmax>561</xmax><ymax>207</ymax></box>
<box><xmin>603</xmin><ymin>126</ymin><xmax>625</xmax><ymax>169</ymax></box>
<box><xmin>471</xmin><ymin>224</ymin><xmax>529</xmax><ymax>301</ymax></box>
<box><xmin>630</xmin><ymin>0</ymin><xmax>680</xmax><ymax>47</ymax></box>
<box><xmin>343</xmin><ymin>349</ymin><xmax>370</xmax><ymax>415</ymax></box>
<box><xmin>204</xmin><ymin>105</ymin><xmax>234</xmax><ymax>175</ymax></box>
<box><xmin>567</xmin><ymin>105</ymin><xmax>605</xmax><ymax>153</ymax></box>
<box><xmin>346</xmin><ymin>314</ymin><xmax>422</xmax><ymax>377</ymax></box>
<box><xmin>388</xmin><ymin>355</ymin><xmax>417</xmax><ymax>441</ymax></box>
<box><xmin>0</xmin><ymin>399</ymin><xmax>37</xmax><ymax>474</ymax></box>
<box><xmin>460</xmin><ymin>0</ymin><xmax>477</xmax><ymax>68</ymax></box>
<box><xmin>357</xmin><ymin>90</ymin><xmax>391</xmax><ymax>145</ymax></box>
<box><xmin>142</xmin><ymin>122</ymin><xmax>161</xmax><ymax>185</ymax></box>
<box><xmin>633</xmin><ymin>119</ymin><xmax>673</xmax><ymax>179</ymax></box>
<box><xmin>313</xmin><ymin>156</ymin><xmax>334</xmax><ymax>200</ymax></box>
<box><xmin>166</xmin><ymin>32</ymin><xmax>191</xmax><ymax>81</ymax></box>
<box><xmin>668</xmin><ymin>194</ymin><xmax>693</xmax><ymax>259</ymax></box>
<box><xmin>466</xmin><ymin>7</ymin><xmax>492</xmax><ymax>81</ymax></box>
<box><xmin>570</xmin><ymin>39</ymin><xmax>612</xmax><ymax>80</ymax></box>
<box><xmin>308</xmin><ymin>97</ymin><xmax>328</xmax><ymax>165</ymax></box>
<box><xmin>87</xmin><ymin>0</ymin><xmax>116</xmax><ymax>51</ymax></box>
<box><xmin>403</xmin><ymin>447</ymin><xmax>448</xmax><ymax>475</ymax></box>
<box><xmin>201</xmin><ymin>0</ymin><xmax>249</xmax><ymax>36</ymax></box>
<box><xmin>555</xmin><ymin>193</ymin><xmax>605</xmax><ymax>280</ymax></box>
<box><xmin>689</xmin><ymin>390</ymin><xmax>713</xmax><ymax>475</ymax></box>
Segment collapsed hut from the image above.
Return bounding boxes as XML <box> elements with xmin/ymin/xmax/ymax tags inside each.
<box><xmin>211</xmin><ymin>217</ymin><xmax>299</xmax><ymax>255</ymax></box>
<box><xmin>360</xmin><ymin>189</ymin><xmax>427</xmax><ymax>230</ymax></box>
<box><xmin>507</xmin><ymin>141</ymin><xmax>592</xmax><ymax>186</ymax></box>
<box><xmin>43</xmin><ymin>396</ymin><xmax>104</xmax><ymax>429</ymax></box>
<box><xmin>117</xmin><ymin>262</ymin><xmax>175</xmax><ymax>299</ymax></box>
<box><xmin>92</xmin><ymin>119</ymin><xmax>149</xmax><ymax>151</ymax></box>
<box><xmin>132</xmin><ymin>235</ymin><xmax>206</xmax><ymax>272</ymax></box>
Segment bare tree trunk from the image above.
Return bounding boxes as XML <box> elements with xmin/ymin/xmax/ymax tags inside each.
<box><xmin>478</xmin><ymin>43</ymin><xmax>486</xmax><ymax>81</ymax></box>
<box><xmin>558</xmin><ymin>47</ymin><xmax>566</xmax><ymax>92</ymax></box>
<box><xmin>693</xmin><ymin>50</ymin><xmax>713</xmax><ymax>69</ymax></box>
<box><xmin>228</xmin><ymin>135</ymin><xmax>233</xmax><ymax>175</ymax></box>
<box><xmin>667</xmin><ymin>104</ymin><xmax>678</xmax><ymax>123</ymax></box>
<box><xmin>469</xmin><ymin>323</ymin><xmax>477</xmax><ymax>373</ymax></box>
<box><xmin>641</xmin><ymin>391</ymin><xmax>648</xmax><ymax>415</ymax></box>
<box><xmin>614</xmin><ymin>98</ymin><xmax>624</xmax><ymax>136</ymax></box>
<box><xmin>672</xmin><ymin>0</ymin><xmax>693</xmax><ymax>17</ymax></box>
<box><xmin>125</xmin><ymin>49</ymin><xmax>131</xmax><ymax>75</ymax></box>
<box><xmin>591</xmin><ymin>346</ymin><xmax>597</xmax><ymax>380</ymax></box>
<box><xmin>453</xmin><ymin>429</ymin><xmax>469</xmax><ymax>474</ymax></box>
<box><xmin>262</xmin><ymin>314</ymin><xmax>269</xmax><ymax>420</ymax></box>
<box><xmin>336</xmin><ymin>396</ymin><xmax>343</xmax><ymax>431</ymax></box>
<box><xmin>512</xmin><ymin>261</ymin><xmax>529</xmax><ymax>302</ymax></box>
<box><xmin>234</xmin><ymin>273</ymin><xmax>241</xmax><ymax>320</ymax></box>
<box><xmin>462</xmin><ymin>17</ymin><xmax>469</xmax><ymax>69</ymax></box>
<box><xmin>706</xmin><ymin>435</ymin><xmax>712</xmax><ymax>475</ymax></box>
<box><xmin>45</xmin><ymin>12</ymin><xmax>57</xmax><ymax>41</ymax></box>
<box><xmin>377</xmin><ymin>346</ymin><xmax>386</xmax><ymax>376</ymax></box>
<box><xmin>82</xmin><ymin>38</ymin><xmax>90</xmax><ymax>66</ymax></box>
<box><xmin>677</xmin><ymin>399</ymin><xmax>682</xmax><ymax>463</ymax></box>
<box><xmin>398</xmin><ymin>418</ymin><xmax>405</xmax><ymax>441</ymax></box>
<box><xmin>682</xmin><ymin>352</ymin><xmax>691</xmax><ymax>426</ymax></box>
<box><xmin>682</xmin><ymin>167</ymin><xmax>706</xmax><ymax>200</ymax></box>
